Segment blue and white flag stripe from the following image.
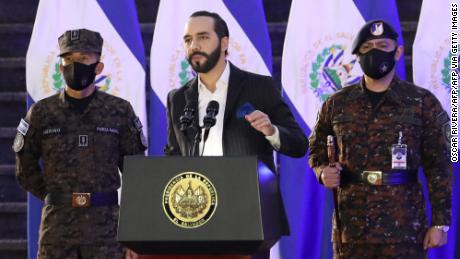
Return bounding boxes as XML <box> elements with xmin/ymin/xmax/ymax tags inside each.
<box><xmin>222</xmin><ymin>0</ymin><xmax>272</xmax><ymax>71</ymax></box>
<box><xmin>25</xmin><ymin>1</ymin><xmax>146</xmax><ymax>258</ymax></box>
<box><xmin>98</xmin><ymin>0</ymin><xmax>146</xmax><ymax>66</ymax></box>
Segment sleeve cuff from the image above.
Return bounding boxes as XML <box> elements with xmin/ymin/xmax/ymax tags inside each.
<box><xmin>265</xmin><ymin>125</ymin><xmax>281</xmax><ymax>150</ymax></box>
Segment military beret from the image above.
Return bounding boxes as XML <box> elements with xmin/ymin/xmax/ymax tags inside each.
<box><xmin>351</xmin><ymin>20</ymin><xmax>398</xmax><ymax>54</ymax></box>
<box><xmin>58</xmin><ymin>28</ymin><xmax>103</xmax><ymax>56</ymax></box>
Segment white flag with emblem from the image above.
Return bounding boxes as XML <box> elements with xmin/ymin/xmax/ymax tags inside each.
<box><xmin>282</xmin><ymin>0</ymin><xmax>364</xmax><ymax>129</ymax></box>
<box><xmin>413</xmin><ymin>0</ymin><xmax>453</xmax><ymax>112</ymax></box>
<box><xmin>414</xmin><ymin>2</ymin><xmax>459</xmax><ymax>259</ymax></box>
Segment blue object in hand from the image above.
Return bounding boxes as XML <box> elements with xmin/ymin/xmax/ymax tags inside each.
<box><xmin>236</xmin><ymin>102</ymin><xmax>256</xmax><ymax>119</ymax></box>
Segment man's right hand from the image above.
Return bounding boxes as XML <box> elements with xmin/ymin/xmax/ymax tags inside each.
<box><xmin>320</xmin><ymin>162</ymin><xmax>342</xmax><ymax>188</ymax></box>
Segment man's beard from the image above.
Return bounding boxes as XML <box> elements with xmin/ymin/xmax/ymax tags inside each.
<box><xmin>187</xmin><ymin>43</ymin><xmax>221</xmax><ymax>73</ymax></box>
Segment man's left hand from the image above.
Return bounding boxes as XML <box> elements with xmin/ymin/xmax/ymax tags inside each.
<box><xmin>423</xmin><ymin>226</ymin><xmax>448</xmax><ymax>250</ymax></box>
<box><xmin>245</xmin><ymin>110</ymin><xmax>275</xmax><ymax>136</ymax></box>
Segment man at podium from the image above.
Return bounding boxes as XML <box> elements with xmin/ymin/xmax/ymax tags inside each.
<box><xmin>141</xmin><ymin>10</ymin><xmax>308</xmax><ymax>259</ymax></box>
<box><xmin>165</xmin><ymin>10</ymin><xmax>307</xmax><ymax>175</ymax></box>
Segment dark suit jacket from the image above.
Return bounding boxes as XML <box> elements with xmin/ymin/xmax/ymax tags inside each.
<box><xmin>164</xmin><ymin>63</ymin><xmax>308</xmax><ymax>236</ymax></box>
<box><xmin>165</xmin><ymin>63</ymin><xmax>308</xmax><ymax>172</ymax></box>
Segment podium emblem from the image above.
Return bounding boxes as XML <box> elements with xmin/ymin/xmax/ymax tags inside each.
<box><xmin>163</xmin><ymin>172</ymin><xmax>217</xmax><ymax>228</ymax></box>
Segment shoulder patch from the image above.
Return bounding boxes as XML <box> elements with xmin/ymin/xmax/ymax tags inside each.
<box><xmin>12</xmin><ymin>133</ymin><xmax>24</xmax><ymax>152</ymax></box>
<box><xmin>442</xmin><ymin>121</ymin><xmax>451</xmax><ymax>147</ymax></box>
<box><xmin>437</xmin><ymin>111</ymin><xmax>450</xmax><ymax>125</ymax></box>
<box><xmin>17</xmin><ymin>119</ymin><xmax>30</xmax><ymax>136</ymax></box>
<box><xmin>133</xmin><ymin>116</ymin><xmax>143</xmax><ymax>132</ymax></box>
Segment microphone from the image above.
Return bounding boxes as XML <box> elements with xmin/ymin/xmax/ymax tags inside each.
<box><xmin>179</xmin><ymin>102</ymin><xmax>196</xmax><ymax>133</ymax></box>
<box><xmin>203</xmin><ymin>100</ymin><xmax>219</xmax><ymax>130</ymax></box>
<box><xmin>202</xmin><ymin>101</ymin><xmax>219</xmax><ymax>152</ymax></box>
<box><xmin>180</xmin><ymin>100</ymin><xmax>197</xmax><ymax>157</ymax></box>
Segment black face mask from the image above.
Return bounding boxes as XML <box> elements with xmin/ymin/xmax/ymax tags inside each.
<box><xmin>359</xmin><ymin>48</ymin><xmax>397</xmax><ymax>79</ymax></box>
<box><xmin>62</xmin><ymin>62</ymin><xmax>98</xmax><ymax>91</ymax></box>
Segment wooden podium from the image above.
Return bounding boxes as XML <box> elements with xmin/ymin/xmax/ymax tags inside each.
<box><xmin>118</xmin><ymin>156</ymin><xmax>286</xmax><ymax>256</ymax></box>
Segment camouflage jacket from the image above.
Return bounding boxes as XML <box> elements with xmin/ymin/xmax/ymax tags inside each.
<box><xmin>308</xmin><ymin>77</ymin><xmax>452</xmax><ymax>244</ymax></box>
<box><xmin>14</xmin><ymin>90</ymin><xmax>146</xmax><ymax>245</ymax></box>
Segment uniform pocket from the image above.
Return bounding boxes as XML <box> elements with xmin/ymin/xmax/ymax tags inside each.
<box><xmin>332</xmin><ymin>114</ymin><xmax>356</xmax><ymax>162</ymax></box>
<box><xmin>41</xmin><ymin>128</ymin><xmax>67</xmax><ymax>159</ymax></box>
<box><xmin>93</xmin><ymin>128</ymin><xmax>120</xmax><ymax>163</ymax></box>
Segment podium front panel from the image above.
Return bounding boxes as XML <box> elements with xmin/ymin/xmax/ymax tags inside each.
<box><xmin>118</xmin><ymin>156</ymin><xmax>278</xmax><ymax>254</ymax></box>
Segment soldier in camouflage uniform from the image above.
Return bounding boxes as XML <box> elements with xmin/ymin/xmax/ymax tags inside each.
<box><xmin>309</xmin><ymin>20</ymin><xmax>452</xmax><ymax>258</ymax></box>
<box><xmin>13</xmin><ymin>28</ymin><xmax>146</xmax><ymax>259</ymax></box>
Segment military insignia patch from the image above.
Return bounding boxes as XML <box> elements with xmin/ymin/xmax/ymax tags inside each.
<box><xmin>78</xmin><ymin>135</ymin><xmax>89</xmax><ymax>147</ymax></box>
<box><xmin>17</xmin><ymin>119</ymin><xmax>29</xmax><ymax>136</ymax></box>
<box><xmin>70</xmin><ymin>30</ymin><xmax>80</xmax><ymax>41</ymax></box>
<box><xmin>163</xmin><ymin>172</ymin><xmax>217</xmax><ymax>229</ymax></box>
<box><xmin>133</xmin><ymin>116</ymin><xmax>143</xmax><ymax>132</ymax></box>
<box><xmin>437</xmin><ymin>111</ymin><xmax>451</xmax><ymax>147</ymax></box>
<box><xmin>370</xmin><ymin>22</ymin><xmax>384</xmax><ymax>36</ymax></box>
<box><xmin>12</xmin><ymin>132</ymin><xmax>24</xmax><ymax>153</ymax></box>
<box><xmin>443</xmin><ymin>122</ymin><xmax>451</xmax><ymax>146</ymax></box>
<box><xmin>437</xmin><ymin>111</ymin><xmax>450</xmax><ymax>125</ymax></box>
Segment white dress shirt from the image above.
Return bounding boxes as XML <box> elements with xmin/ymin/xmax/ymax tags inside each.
<box><xmin>197</xmin><ymin>62</ymin><xmax>280</xmax><ymax>156</ymax></box>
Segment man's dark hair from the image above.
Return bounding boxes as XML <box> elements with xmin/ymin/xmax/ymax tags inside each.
<box><xmin>190</xmin><ymin>10</ymin><xmax>229</xmax><ymax>55</ymax></box>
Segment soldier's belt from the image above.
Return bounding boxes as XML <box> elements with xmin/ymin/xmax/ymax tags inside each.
<box><xmin>341</xmin><ymin>170</ymin><xmax>418</xmax><ymax>186</ymax></box>
<box><xmin>44</xmin><ymin>192</ymin><xmax>118</xmax><ymax>208</ymax></box>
